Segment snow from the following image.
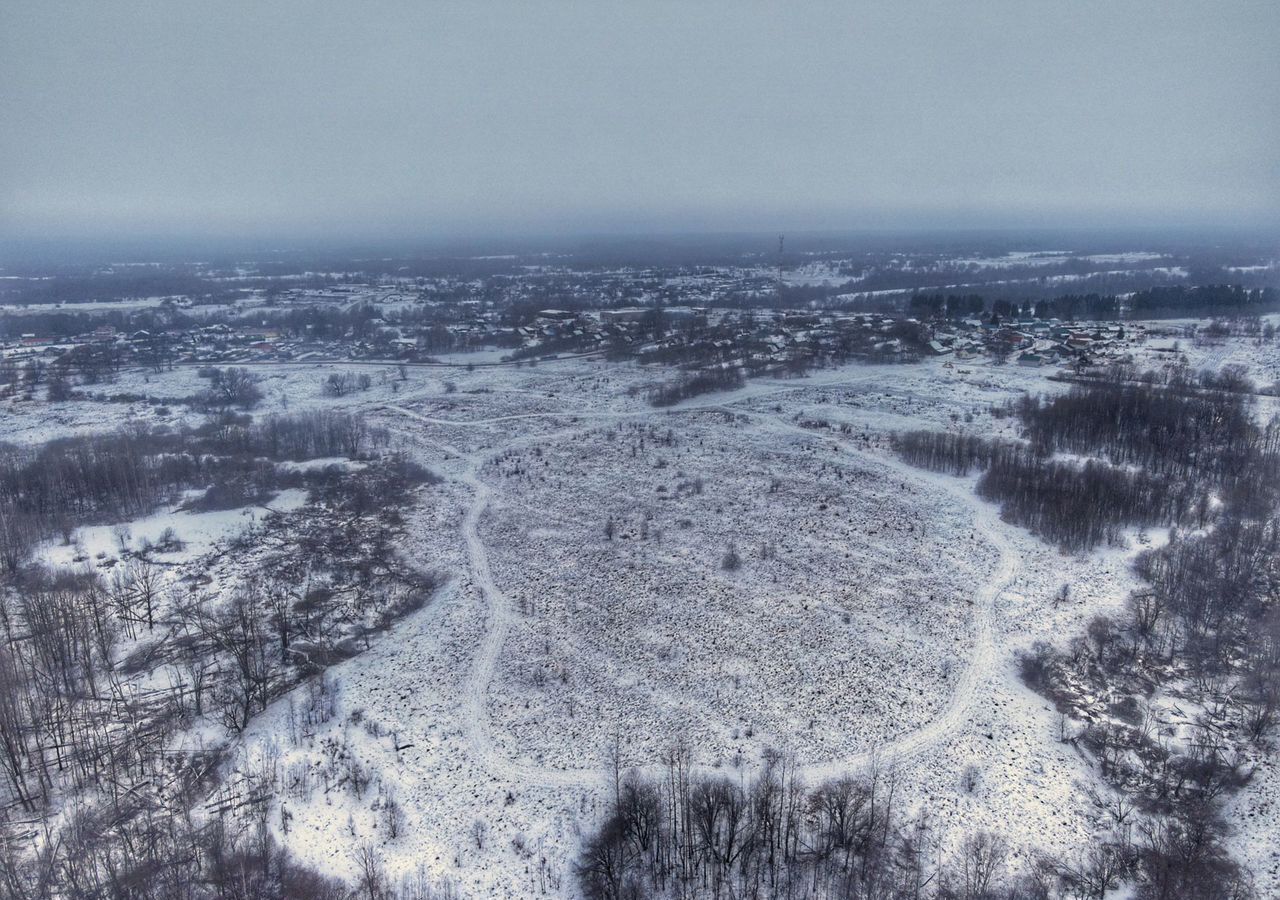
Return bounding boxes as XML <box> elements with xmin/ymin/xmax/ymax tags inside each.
<box><xmin>37</xmin><ymin>488</ymin><xmax>309</xmax><ymax>569</ymax></box>
<box><xmin>1226</xmin><ymin>753</ymin><xmax>1280</xmax><ymax>894</ymax></box>
<box><xmin>11</xmin><ymin>328</ymin><xmax>1278</xmax><ymax>896</ymax></box>
<box><xmin>218</xmin><ymin>356</ymin><xmax>1147</xmax><ymax>894</ymax></box>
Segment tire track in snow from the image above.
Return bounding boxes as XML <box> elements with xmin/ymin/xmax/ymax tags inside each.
<box><xmin>383</xmin><ymin>384</ymin><xmax>1023</xmax><ymax>788</ymax></box>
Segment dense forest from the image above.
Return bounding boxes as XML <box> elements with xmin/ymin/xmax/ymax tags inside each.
<box><xmin>1126</xmin><ymin>285</ymin><xmax>1278</xmax><ymax>317</ymax></box>
<box><xmin>907</xmin><ymin>285</ymin><xmax>1277</xmax><ymax>322</ymax></box>
<box><xmin>893</xmin><ymin>366</ymin><xmax>1279</xmax><ymax>551</ymax></box>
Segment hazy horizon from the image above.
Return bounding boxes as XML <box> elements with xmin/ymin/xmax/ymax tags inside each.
<box><xmin>4</xmin><ymin>223</ymin><xmax>1280</xmax><ymax>270</ymax></box>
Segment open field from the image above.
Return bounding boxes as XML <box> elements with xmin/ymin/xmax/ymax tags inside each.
<box><xmin>3</xmin><ymin>329</ymin><xmax>1277</xmax><ymax>897</ymax></box>
<box><xmin>205</xmin><ymin>353</ymin><xmax>1157</xmax><ymax>893</ymax></box>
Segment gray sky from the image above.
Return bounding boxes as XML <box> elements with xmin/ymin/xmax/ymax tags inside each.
<box><xmin>2</xmin><ymin>0</ymin><xmax>1277</xmax><ymax>241</ymax></box>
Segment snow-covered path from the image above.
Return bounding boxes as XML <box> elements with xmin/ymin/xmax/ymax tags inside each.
<box><xmin>383</xmin><ymin>376</ymin><xmax>1023</xmax><ymax>788</ymax></box>
<box><xmin>748</xmin><ymin>413</ymin><xmax>1018</xmax><ymax>783</ymax></box>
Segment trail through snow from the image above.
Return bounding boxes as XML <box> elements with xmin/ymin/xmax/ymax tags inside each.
<box><xmin>383</xmin><ymin>375</ymin><xmax>1022</xmax><ymax>788</ymax></box>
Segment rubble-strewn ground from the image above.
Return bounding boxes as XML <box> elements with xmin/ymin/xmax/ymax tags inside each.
<box><xmin>5</xmin><ymin>332</ymin><xmax>1277</xmax><ymax>897</ymax></box>
<box><xmin>477</xmin><ymin>414</ymin><xmax>992</xmax><ymax>768</ymax></box>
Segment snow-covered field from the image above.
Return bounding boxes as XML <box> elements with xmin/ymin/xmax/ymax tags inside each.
<box><xmin>213</xmin><ymin>355</ymin><xmax>1179</xmax><ymax>893</ymax></box>
<box><xmin>5</xmin><ymin>333</ymin><xmax>1277</xmax><ymax>897</ymax></box>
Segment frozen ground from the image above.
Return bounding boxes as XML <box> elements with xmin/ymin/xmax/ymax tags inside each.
<box><xmin>6</xmin><ymin>332</ymin><xmax>1278</xmax><ymax>896</ymax></box>
<box><xmin>36</xmin><ymin>488</ymin><xmax>309</xmax><ymax>570</ymax></box>
<box><xmin>217</xmin><ymin>355</ymin><xmax>1168</xmax><ymax>894</ymax></box>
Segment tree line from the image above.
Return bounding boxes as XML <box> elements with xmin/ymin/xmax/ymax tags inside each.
<box><xmin>894</xmin><ymin>367</ymin><xmax>1279</xmax><ymax>550</ymax></box>
<box><xmin>576</xmin><ymin>746</ymin><xmax>1247</xmax><ymax>900</ymax></box>
<box><xmin>0</xmin><ymin>410</ymin><xmax>388</xmax><ymax>573</ymax></box>
<box><xmin>906</xmin><ymin>285</ymin><xmax>1277</xmax><ymax>323</ymax></box>
<box><xmin>649</xmin><ymin>370</ymin><xmax>746</xmax><ymax>407</ymax></box>
<box><xmin>1127</xmin><ymin>285</ymin><xmax>1278</xmax><ymax>317</ymax></box>
<box><xmin>1014</xmin><ymin>367</ymin><xmax>1268</xmax><ymax>481</ymax></box>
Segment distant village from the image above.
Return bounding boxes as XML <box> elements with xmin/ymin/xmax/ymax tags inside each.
<box><xmin>0</xmin><ymin>279</ymin><xmax>1180</xmax><ymax>390</ymax></box>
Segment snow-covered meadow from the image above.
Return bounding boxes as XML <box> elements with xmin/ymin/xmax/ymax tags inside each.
<box><xmin>207</xmin><ymin>354</ymin><xmax>1170</xmax><ymax>894</ymax></box>
<box><xmin>4</xmin><ymin>332</ymin><xmax>1277</xmax><ymax>897</ymax></box>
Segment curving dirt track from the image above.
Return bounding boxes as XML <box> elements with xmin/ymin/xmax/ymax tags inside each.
<box><xmin>383</xmin><ymin>379</ymin><xmax>1022</xmax><ymax>788</ymax></box>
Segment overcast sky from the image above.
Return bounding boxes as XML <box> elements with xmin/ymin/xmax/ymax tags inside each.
<box><xmin>2</xmin><ymin>0</ymin><xmax>1277</xmax><ymax>242</ymax></box>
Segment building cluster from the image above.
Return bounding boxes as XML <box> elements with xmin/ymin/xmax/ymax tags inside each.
<box><xmin>1</xmin><ymin>281</ymin><xmax>1147</xmax><ymax>377</ymax></box>
<box><xmin>3</xmin><ymin>323</ymin><xmax>303</xmax><ymax>366</ymax></box>
<box><xmin>925</xmin><ymin>318</ymin><xmax>1140</xmax><ymax>368</ymax></box>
